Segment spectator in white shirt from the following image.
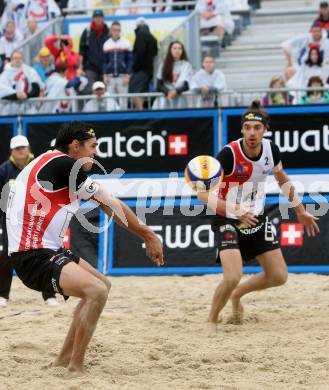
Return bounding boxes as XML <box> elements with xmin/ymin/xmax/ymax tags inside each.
<box><xmin>191</xmin><ymin>55</ymin><xmax>227</xmax><ymax>107</ymax></box>
<box><xmin>195</xmin><ymin>0</ymin><xmax>234</xmax><ymax>45</ymax></box>
<box><xmin>82</xmin><ymin>81</ymin><xmax>120</xmax><ymax>112</ymax></box>
<box><xmin>0</xmin><ymin>20</ymin><xmax>24</xmax><ymax>71</ymax></box>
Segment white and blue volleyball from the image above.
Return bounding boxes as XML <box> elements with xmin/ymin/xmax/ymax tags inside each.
<box><xmin>184</xmin><ymin>155</ymin><xmax>222</xmax><ymax>192</ymax></box>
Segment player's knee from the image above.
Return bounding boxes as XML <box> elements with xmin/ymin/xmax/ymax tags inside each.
<box><xmin>268</xmin><ymin>270</ymin><xmax>288</xmax><ymax>287</ymax></box>
<box><xmin>88</xmin><ymin>280</ymin><xmax>109</xmax><ymax>305</ymax></box>
<box><xmin>102</xmin><ymin>277</ymin><xmax>111</xmax><ymax>293</ymax></box>
<box><xmin>223</xmin><ymin>273</ymin><xmax>241</xmax><ymax>290</ymax></box>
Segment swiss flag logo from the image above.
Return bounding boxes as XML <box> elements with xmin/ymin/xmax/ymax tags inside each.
<box><xmin>168</xmin><ymin>135</ymin><xmax>188</xmax><ymax>155</ymax></box>
<box><xmin>63</xmin><ymin>228</ymin><xmax>71</xmax><ymax>249</ymax></box>
<box><xmin>281</xmin><ymin>223</ymin><xmax>303</xmax><ymax>246</ymax></box>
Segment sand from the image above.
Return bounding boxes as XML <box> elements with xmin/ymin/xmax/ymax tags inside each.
<box><xmin>1</xmin><ymin>273</ymin><xmax>329</xmax><ymax>390</ymax></box>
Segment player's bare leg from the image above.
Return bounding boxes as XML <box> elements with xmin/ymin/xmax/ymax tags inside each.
<box><xmin>230</xmin><ymin>249</ymin><xmax>287</xmax><ymax>324</ymax></box>
<box><xmin>53</xmin><ymin>259</ymin><xmax>111</xmax><ymax>368</ymax></box>
<box><xmin>54</xmin><ymin>262</ymin><xmax>110</xmax><ymax>376</ymax></box>
<box><xmin>206</xmin><ymin>249</ymin><xmax>242</xmax><ymax>334</ymax></box>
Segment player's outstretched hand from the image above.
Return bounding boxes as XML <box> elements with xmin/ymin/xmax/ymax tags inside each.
<box><xmin>145</xmin><ymin>234</ymin><xmax>164</xmax><ymax>267</ymax></box>
<box><xmin>237</xmin><ymin>212</ymin><xmax>259</xmax><ymax>227</ymax></box>
<box><xmin>297</xmin><ymin>210</ymin><xmax>320</xmax><ymax>237</ymax></box>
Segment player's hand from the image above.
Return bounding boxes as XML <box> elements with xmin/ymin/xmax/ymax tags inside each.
<box><xmin>231</xmin><ymin>204</ymin><xmax>258</xmax><ymax>227</ymax></box>
<box><xmin>297</xmin><ymin>210</ymin><xmax>319</xmax><ymax>237</ymax></box>
<box><xmin>144</xmin><ymin>233</ymin><xmax>164</xmax><ymax>267</ymax></box>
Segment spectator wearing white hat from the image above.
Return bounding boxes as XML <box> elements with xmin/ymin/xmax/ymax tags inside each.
<box><xmin>0</xmin><ymin>135</ymin><xmax>59</xmax><ymax>307</ymax></box>
<box><xmin>82</xmin><ymin>81</ymin><xmax>120</xmax><ymax>112</ymax></box>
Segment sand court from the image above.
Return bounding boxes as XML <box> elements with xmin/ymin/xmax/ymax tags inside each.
<box><xmin>0</xmin><ymin>273</ymin><xmax>329</xmax><ymax>390</ymax></box>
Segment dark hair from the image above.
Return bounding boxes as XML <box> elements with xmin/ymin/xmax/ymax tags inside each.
<box><xmin>111</xmin><ymin>21</ymin><xmax>121</xmax><ymax>28</ymax></box>
<box><xmin>242</xmin><ymin>100</ymin><xmax>270</xmax><ymax>128</ymax></box>
<box><xmin>55</xmin><ymin>121</ymin><xmax>96</xmax><ymax>152</ymax></box>
<box><xmin>307</xmin><ymin>76</ymin><xmax>324</xmax><ymax>96</ymax></box>
<box><xmin>55</xmin><ymin>62</ymin><xmax>67</xmax><ymax>73</ymax></box>
<box><xmin>305</xmin><ymin>47</ymin><xmax>323</xmax><ymax>66</ymax></box>
<box><xmin>162</xmin><ymin>41</ymin><xmax>188</xmax><ymax>82</ymax></box>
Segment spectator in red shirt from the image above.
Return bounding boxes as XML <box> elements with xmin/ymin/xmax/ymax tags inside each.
<box><xmin>314</xmin><ymin>2</ymin><xmax>329</xmax><ymax>32</ymax></box>
<box><xmin>45</xmin><ymin>35</ymin><xmax>81</xmax><ymax>80</ymax></box>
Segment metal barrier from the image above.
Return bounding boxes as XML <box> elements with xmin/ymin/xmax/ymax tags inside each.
<box><xmin>1</xmin><ymin>87</ymin><xmax>328</xmax><ymax>116</ymax></box>
<box><xmin>16</xmin><ymin>17</ymin><xmax>64</xmax><ymax>65</ymax></box>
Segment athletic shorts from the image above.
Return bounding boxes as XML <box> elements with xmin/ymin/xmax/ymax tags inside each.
<box><xmin>10</xmin><ymin>248</ymin><xmax>80</xmax><ymax>299</ymax></box>
<box><xmin>212</xmin><ymin>215</ymin><xmax>280</xmax><ymax>263</ymax></box>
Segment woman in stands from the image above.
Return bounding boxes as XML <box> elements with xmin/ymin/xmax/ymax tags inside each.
<box><xmin>262</xmin><ymin>75</ymin><xmax>292</xmax><ymax>106</ymax></box>
<box><xmin>300</xmin><ymin>75</ymin><xmax>329</xmax><ymax>104</ymax></box>
<box><xmin>153</xmin><ymin>40</ymin><xmax>193</xmax><ymax>109</ymax></box>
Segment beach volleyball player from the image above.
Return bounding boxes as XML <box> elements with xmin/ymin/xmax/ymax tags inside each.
<box><xmin>197</xmin><ymin>101</ymin><xmax>319</xmax><ymax>333</ymax></box>
<box><xmin>5</xmin><ymin>122</ymin><xmax>163</xmax><ymax>376</ymax></box>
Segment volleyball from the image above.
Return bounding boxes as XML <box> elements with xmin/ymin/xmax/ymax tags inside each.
<box><xmin>184</xmin><ymin>155</ymin><xmax>222</xmax><ymax>192</ymax></box>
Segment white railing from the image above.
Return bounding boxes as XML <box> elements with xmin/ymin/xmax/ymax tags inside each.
<box><xmin>1</xmin><ymin>88</ymin><xmax>328</xmax><ymax>116</ymax></box>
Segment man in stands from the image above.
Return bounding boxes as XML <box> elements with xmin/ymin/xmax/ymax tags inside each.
<box><xmin>0</xmin><ymin>21</ymin><xmax>24</xmax><ymax>72</ymax></box>
<box><xmin>314</xmin><ymin>2</ymin><xmax>329</xmax><ymax>32</ymax></box>
<box><xmin>82</xmin><ymin>81</ymin><xmax>119</xmax><ymax>112</ymax></box>
<box><xmin>103</xmin><ymin>21</ymin><xmax>132</xmax><ymax>109</ymax></box>
<box><xmin>282</xmin><ymin>22</ymin><xmax>329</xmax><ymax>80</ymax></box>
<box><xmin>79</xmin><ymin>9</ymin><xmax>110</xmax><ymax>94</ymax></box>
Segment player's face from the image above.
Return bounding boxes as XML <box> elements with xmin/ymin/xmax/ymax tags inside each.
<box><xmin>76</xmin><ymin>138</ymin><xmax>98</xmax><ymax>171</ymax></box>
<box><xmin>241</xmin><ymin>121</ymin><xmax>266</xmax><ymax>148</ymax></box>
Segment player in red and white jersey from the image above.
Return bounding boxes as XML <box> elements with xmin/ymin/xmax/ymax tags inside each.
<box><xmin>198</xmin><ymin>100</ymin><xmax>319</xmax><ymax>334</ymax></box>
<box><xmin>6</xmin><ymin>121</ymin><xmax>163</xmax><ymax>376</ymax></box>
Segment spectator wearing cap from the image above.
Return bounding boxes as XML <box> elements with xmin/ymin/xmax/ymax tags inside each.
<box><xmin>314</xmin><ymin>2</ymin><xmax>329</xmax><ymax>32</ymax></box>
<box><xmin>0</xmin><ymin>135</ymin><xmax>59</xmax><ymax>308</ymax></box>
<box><xmin>0</xmin><ymin>21</ymin><xmax>24</xmax><ymax>72</ymax></box>
<box><xmin>45</xmin><ymin>34</ymin><xmax>82</xmax><ymax>80</ymax></box>
<box><xmin>33</xmin><ymin>47</ymin><xmax>54</xmax><ymax>83</ymax></box>
<box><xmin>282</xmin><ymin>22</ymin><xmax>329</xmax><ymax>80</ymax></box>
<box><xmin>103</xmin><ymin>21</ymin><xmax>133</xmax><ymax>109</ymax></box>
<box><xmin>82</xmin><ymin>81</ymin><xmax>119</xmax><ymax>112</ymax></box>
<box><xmin>191</xmin><ymin>55</ymin><xmax>227</xmax><ymax>107</ymax></box>
<box><xmin>129</xmin><ymin>18</ymin><xmax>158</xmax><ymax>110</ymax></box>
<box><xmin>79</xmin><ymin>9</ymin><xmax>110</xmax><ymax>94</ymax></box>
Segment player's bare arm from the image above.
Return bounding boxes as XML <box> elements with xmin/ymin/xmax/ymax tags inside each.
<box><xmin>274</xmin><ymin>167</ymin><xmax>320</xmax><ymax>237</ymax></box>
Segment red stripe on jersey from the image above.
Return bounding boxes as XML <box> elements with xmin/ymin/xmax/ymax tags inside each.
<box><xmin>218</xmin><ymin>140</ymin><xmax>253</xmax><ymax>216</ymax></box>
<box><xmin>18</xmin><ymin>151</ymin><xmax>72</xmax><ymax>251</ymax></box>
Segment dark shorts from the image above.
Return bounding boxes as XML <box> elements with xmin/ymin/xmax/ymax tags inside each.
<box><xmin>10</xmin><ymin>248</ymin><xmax>80</xmax><ymax>299</ymax></box>
<box><xmin>212</xmin><ymin>215</ymin><xmax>280</xmax><ymax>263</ymax></box>
<box><xmin>128</xmin><ymin>71</ymin><xmax>151</xmax><ymax>93</ymax></box>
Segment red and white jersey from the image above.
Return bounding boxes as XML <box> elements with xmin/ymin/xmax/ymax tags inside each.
<box><xmin>6</xmin><ymin>150</ymin><xmax>98</xmax><ymax>254</ymax></box>
<box><xmin>218</xmin><ymin>138</ymin><xmax>281</xmax><ymax>219</ymax></box>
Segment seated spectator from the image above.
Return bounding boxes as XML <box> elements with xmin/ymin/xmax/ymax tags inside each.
<box><xmin>33</xmin><ymin>47</ymin><xmax>54</xmax><ymax>83</ymax></box>
<box><xmin>152</xmin><ymin>0</ymin><xmax>172</xmax><ymax>12</ymax></box>
<box><xmin>79</xmin><ymin>9</ymin><xmax>110</xmax><ymax>94</ymax></box>
<box><xmin>262</xmin><ymin>75</ymin><xmax>292</xmax><ymax>106</ymax></box>
<box><xmin>195</xmin><ymin>0</ymin><xmax>234</xmax><ymax>46</ymax></box>
<box><xmin>314</xmin><ymin>2</ymin><xmax>329</xmax><ymax>32</ymax></box>
<box><xmin>287</xmin><ymin>47</ymin><xmax>329</xmax><ymax>90</ymax></box>
<box><xmin>103</xmin><ymin>21</ymin><xmax>132</xmax><ymax>109</ymax></box>
<box><xmin>281</xmin><ymin>22</ymin><xmax>329</xmax><ymax>80</ymax></box>
<box><xmin>45</xmin><ymin>34</ymin><xmax>81</xmax><ymax>80</ymax></box>
<box><xmin>0</xmin><ymin>21</ymin><xmax>24</xmax><ymax>72</ymax></box>
<box><xmin>24</xmin><ymin>17</ymin><xmax>38</xmax><ymax>38</ymax></box>
<box><xmin>0</xmin><ymin>50</ymin><xmax>42</xmax><ymax>115</ymax></box>
<box><xmin>191</xmin><ymin>55</ymin><xmax>226</xmax><ymax>107</ymax></box>
<box><xmin>116</xmin><ymin>0</ymin><xmax>153</xmax><ymax>15</ymax></box>
<box><xmin>300</xmin><ymin>75</ymin><xmax>329</xmax><ymax>104</ymax></box>
<box><xmin>42</xmin><ymin>63</ymin><xmax>87</xmax><ymax>113</ymax></box>
<box><xmin>153</xmin><ymin>40</ymin><xmax>193</xmax><ymax>109</ymax></box>
<box><xmin>82</xmin><ymin>81</ymin><xmax>119</xmax><ymax>112</ymax></box>
<box><xmin>129</xmin><ymin>17</ymin><xmax>158</xmax><ymax>110</ymax></box>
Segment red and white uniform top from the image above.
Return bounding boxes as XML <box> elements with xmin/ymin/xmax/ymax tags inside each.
<box><xmin>6</xmin><ymin>150</ymin><xmax>99</xmax><ymax>254</ymax></box>
<box><xmin>217</xmin><ymin>138</ymin><xmax>281</xmax><ymax>219</ymax></box>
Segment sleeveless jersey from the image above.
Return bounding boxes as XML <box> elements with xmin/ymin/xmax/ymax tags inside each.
<box><xmin>6</xmin><ymin>150</ymin><xmax>89</xmax><ymax>254</ymax></box>
<box><xmin>218</xmin><ymin>138</ymin><xmax>277</xmax><ymax>219</ymax></box>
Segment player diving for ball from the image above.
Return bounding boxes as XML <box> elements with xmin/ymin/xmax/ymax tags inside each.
<box><xmin>197</xmin><ymin>100</ymin><xmax>319</xmax><ymax>334</ymax></box>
